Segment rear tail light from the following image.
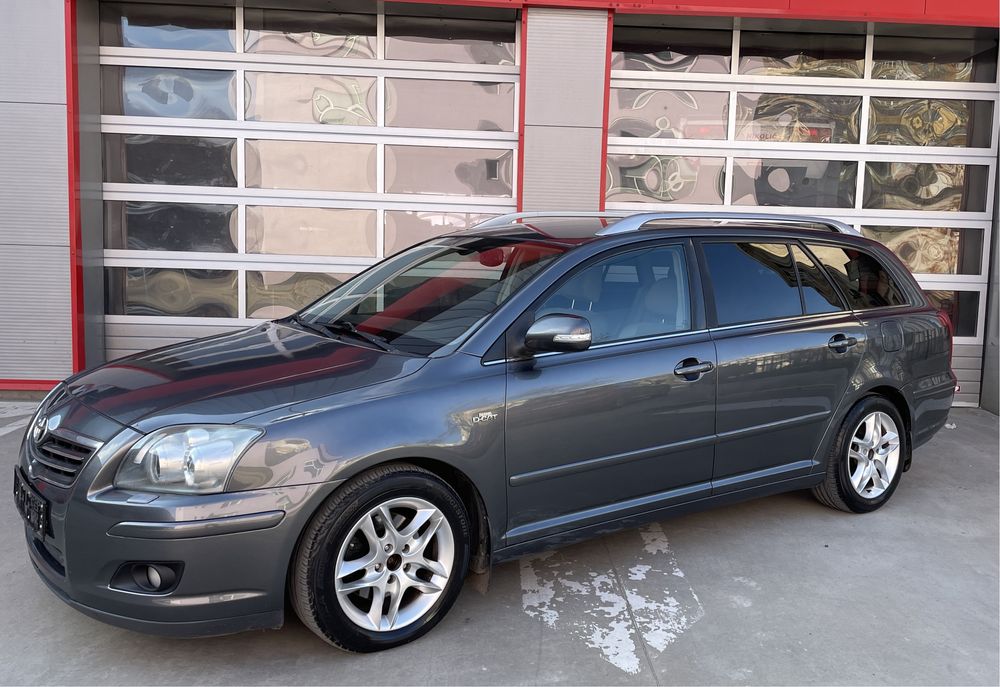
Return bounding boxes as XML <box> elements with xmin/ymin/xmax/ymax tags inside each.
<box><xmin>935</xmin><ymin>309</ymin><xmax>958</xmax><ymax>391</ymax></box>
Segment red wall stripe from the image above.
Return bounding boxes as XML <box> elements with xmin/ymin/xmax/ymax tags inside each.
<box><xmin>400</xmin><ymin>0</ymin><xmax>999</xmax><ymax>27</ymax></box>
<box><xmin>65</xmin><ymin>0</ymin><xmax>85</xmax><ymax>374</ymax></box>
<box><xmin>598</xmin><ymin>9</ymin><xmax>613</xmax><ymax>212</ymax></box>
<box><xmin>0</xmin><ymin>380</ymin><xmax>60</xmax><ymax>392</ymax></box>
<box><xmin>516</xmin><ymin>9</ymin><xmax>528</xmax><ymax>212</ymax></box>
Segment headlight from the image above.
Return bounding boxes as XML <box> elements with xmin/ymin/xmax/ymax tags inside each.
<box><xmin>115</xmin><ymin>426</ymin><xmax>262</xmax><ymax>495</ymax></box>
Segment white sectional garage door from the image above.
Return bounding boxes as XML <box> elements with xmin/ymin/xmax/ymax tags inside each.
<box><xmin>98</xmin><ymin>1</ymin><xmax>519</xmax><ymax>359</ymax></box>
<box><xmin>606</xmin><ymin>17</ymin><xmax>998</xmax><ymax>405</ymax></box>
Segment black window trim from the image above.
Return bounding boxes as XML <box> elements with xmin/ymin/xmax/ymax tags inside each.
<box><xmin>789</xmin><ymin>239</ymin><xmax>850</xmax><ymax>313</ymax></box>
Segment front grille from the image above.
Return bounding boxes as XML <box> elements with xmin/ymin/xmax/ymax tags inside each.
<box><xmin>29</xmin><ymin>429</ymin><xmax>99</xmax><ymax>487</ymax></box>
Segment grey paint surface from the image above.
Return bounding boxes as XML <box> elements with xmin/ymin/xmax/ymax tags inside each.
<box><xmin>77</xmin><ymin>0</ymin><xmax>107</xmax><ymax>369</ymax></box>
<box><xmin>13</xmin><ymin>224</ymin><xmax>955</xmax><ymax>639</ymax></box>
<box><xmin>1</xmin><ymin>402</ymin><xmax>996</xmax><ymax>684</ymax></box>
<box><xmin>0</xmin><ymin>0</ymin><xmax>72</xmax><ymax>381</ymax></box>
<box><xmin>981</xmin><ymin>164</ymin><xmax>999</xmax><ymax>414</ymax></box>
<box><xmin>520</xmin><ymin>9</ymin><xmax>607</xmax><ymax>212</ymax></box>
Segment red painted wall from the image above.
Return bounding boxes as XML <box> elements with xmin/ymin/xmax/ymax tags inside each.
<box><xmin>407</xmin><ymin>0</ymin><xmax>999</xmax><ymax>27</ymax></box>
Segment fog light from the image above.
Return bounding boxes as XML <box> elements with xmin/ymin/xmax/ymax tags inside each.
<box><xmin>111</xmin><ymin>562</ymin><xmax>181</xmax><ymax>594</ymax></box>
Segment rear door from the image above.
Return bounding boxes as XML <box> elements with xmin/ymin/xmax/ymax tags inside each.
<box><xmin>699</xmin><ymin>239</ymin><xmax>865</xmax><ymax>492</ymax></box>
<box><xmin>503</xmin><ymin>241</ymin><xmax>717</xmax><ymax>545</ymax></box>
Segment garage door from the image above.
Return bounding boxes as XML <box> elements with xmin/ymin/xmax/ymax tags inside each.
<box><xmin>606</xmin><ymin>17</ymin><xmax>998</xmax><ymax>406</ymax></box>
<box><xmin>98</xmin><ymin>1</ymin><xmax>519</xmax><ymax>358</ymax></box>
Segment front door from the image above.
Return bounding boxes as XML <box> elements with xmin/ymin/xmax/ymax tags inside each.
<box><xmin>699</xmin><ymin>239</ymin><xmax>865</xmax><ymax>492</ymax></box>
<box><xmin>503</xmin><ymin>242</ymin><xmax>717</xmax><ymax>545</ymax></box>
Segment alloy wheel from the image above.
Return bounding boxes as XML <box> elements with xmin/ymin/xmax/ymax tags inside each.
<box><xmin>334</xmin><ymin>497</ymin><xmax>455</xmax><ymax>632</ymax></box>
<box><xmin>847</xmin><ymin>411</ymin><xmax>901</xmax><ymax>499</ymax></box>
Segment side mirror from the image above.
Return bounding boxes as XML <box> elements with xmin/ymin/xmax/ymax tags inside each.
<box><xmin>524</xmin><ymin>314</ymin><xmax>592</xmax><ymax>353</ymax></box>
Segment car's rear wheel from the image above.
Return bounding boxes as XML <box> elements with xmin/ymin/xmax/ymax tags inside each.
<box><xmin>813</xmin><ymin>396</ymin><xmax>907</xmax><ymax>513</ymax></box>
<box><xmin>291</xmin><ymin>463</ymin><xmax>471</xmax><ymax>652</ymax></box>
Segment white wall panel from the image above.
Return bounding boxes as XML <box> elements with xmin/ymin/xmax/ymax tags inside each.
<box><xmin>521</xmin><ymin>126</ymin><xmax>603</xmax><ymax>210</ymax></box>
<box><xmin>0</xmin><ymin>245</ymin><xmax>73</xmax><ymax>379</ymax></box>
<box><xmin>0</xmin><ymin>0</ymin><xmax>66</xmax><ymax>104</ymax></box>
<box><xmin>521</xmin><ymin>8</ymin><xmax>608</xmax><ymax>211</ymax></box>
<box><xmin>524</xmin><ymin>9</ymin><xmax>607</xmax><ymax>128</ymax></box>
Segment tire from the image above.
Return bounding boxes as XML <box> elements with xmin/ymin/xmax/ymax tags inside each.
<box><xmin>812</xmin><ymin>396</ymin><xmax>908</xmax><ymax>514</ymax></box>
<box><xmin>291</xmin><ymin>463</ymin><xmax>471</xmax><ymax>652</ymax></box>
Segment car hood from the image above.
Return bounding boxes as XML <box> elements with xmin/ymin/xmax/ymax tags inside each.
<box><xmin>65</xmin><ymin>322</ymin><xmax>428</xmax><ymax>431</ymax></box>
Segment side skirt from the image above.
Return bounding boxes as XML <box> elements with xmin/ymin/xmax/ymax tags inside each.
<box><xmin>491</xmin><ymin>473</ymin><xmax>823</xmax><ymax>564</ymax></box>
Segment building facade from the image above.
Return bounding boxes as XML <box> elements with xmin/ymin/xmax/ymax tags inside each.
<box><xmin>1</xmin><ymin>0</ymin><xmax>997</xmax><ymax>408</ymax></box>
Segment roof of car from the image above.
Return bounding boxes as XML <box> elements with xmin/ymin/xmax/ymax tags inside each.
<box><xmin>458</xmin><ymin>212</ymin><xmax>870</xmax><ymax>246</ymax></box>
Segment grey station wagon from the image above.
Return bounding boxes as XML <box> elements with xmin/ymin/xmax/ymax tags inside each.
<box><xmin>15</xmin><ymin>211</ymin><xmax>956</xmax><ymax>652</ymax></box>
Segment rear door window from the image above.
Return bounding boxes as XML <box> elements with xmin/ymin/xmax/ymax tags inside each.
<box><xmin>702</xmin><ymin>242</ymin><xmax>802</xmax><ymax>326</ymax></box>
<box><xmin>805</xmin><ymin>243</ymin><xmax>908</xmax><ymax>309</ymax></box>
<box><xmin>790</xmin><ymin>244</ymin><xmax>844</xmax><ymax>314</ymax></box>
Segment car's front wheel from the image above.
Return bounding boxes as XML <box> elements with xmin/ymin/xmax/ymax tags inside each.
<box><xmin>291</xmin><ymin>463</ymin><xmax>471</xmax><ymax>652</ymax></box>
<box><xmin>813</xmin><ymin>396</ymin><xmax>907</xmax><ymax>513</ymax></box>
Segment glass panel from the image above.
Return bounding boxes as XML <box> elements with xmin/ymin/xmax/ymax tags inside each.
<box><xmin>103</xmin><ymin>134</ymin><xmax>236</xmax><ymax>186</ymax></box>
<box><xmin>732</xmin><ymin>159</ymin><xmax>856</xmax><ymax>208</ymax></box>
<box><xmin>105</xmin><ymin>267</ymin><xmax>237</xmax><ymax>317</ymax></box>
<box><xmin>385</xmin><ymin>146</ymin><xmax>512</xmax><ymax>196</ymax></box>
<box><xmin>246</xmin><ymin>207</ymin><xmax>376</xmax><ymax>257</ymax></box>
<box><xmin>301</xmin><ymin>237</ymin><xmax>569</xmax><ymax>356</ymax></box>
<box><xmin>611</xmin><ymin>27</ymin><xmax>732</xmax><ymax>74</ymax></box>
<box><xmin>739</xmin><ymin>32</ymin><xmax>864</xmax><ymax>78</ymax></box>
<box><xmin>101</xmin><ymin>66</ymin><xmax>236</xmax><ymax>120</ymax></box>
<box><xmin>245</xmin><ymin>72</ymin><xmax>376</xmax><ymax>126</ymax></box>
<box><xmin>247</xmin><ymin>271</ymin><xmax>348</xmax><ymax>319</ymax></box>
<box><xmin>609</xmin><ymin>89</ymin><xmax>728</xmax><ymax>139</ymax></box>
<box><xmin>924</xmin><ymin>290</ymin><xmax>980</xmax><ymax>337</ymax></box>
<box><xmin>606</xmin><ymin>154</ymin><xmax>725</xmax><ymax>204</ymax></box>
<box><xmin>868</xmin><ymin>98</ymin><xmax>993</xmax><ymax>147</ymax></box>
<box><xmin>864</xmin><ymin>163</ymin><xmax>989</xmax><ymax>212</ymax></box>
<box><xmin>244</xmin><ymin>8</ymin><xmax>375</xmax><ymax>58</ymax></box>
<box><xmin>100</xmin><ymin>3</ymin><xmax>235</xmax><ymax>51</ymax></box>
<box><xmin>385</xmin><ymin>210</ymin><xmax>496</xmax><ymax>255</ymax></box>
<box><xmin>861</xmin><ymin>226</ymin><xmax>984</xmax><ymax>275</ymax></box>
<box><xmin>806</xmin><ymin>243</ymin><xmax>909</xmax><ymax>309</ymax></box>
<box><xmin>735</xmin><ymin>93</ymin><xmax>861</xmax><ymax>144</ymax></box>
<box><xmin>385</xmin><ymin>16</ymin><xmax>515</xmax><ymax>65</ymax></box>
<box><xmin>246</xmin><ymin>140</ymin><xmax>376</xmax><ymax>192</ymax></box>
<box><xmin>104</xmin><ymin>201</ymin><xmax>237</xmax><ymax>252</ymax></box>
<box><xmin>872</xmin><ymin>35</ymin><xmax>999</xmax><ymax>83</ymax></box>
<box><xmin>790</xmin><ymin>245</ymin><xmax>843</xmax><ymax>314</ymax></box>
<box><xmin>702</xmin><ymin>242</ymin><xmax>802</xmax><ymax>325</ymax></box>
<box><xmin>539</xmin><ymin>245</ymin><xmax>691</xmax><ymax>343</ymax></box>
<box><xmin>386</xmin><ymin>79</ymin><xmax>514</xmax><ymax>131</ymax></box>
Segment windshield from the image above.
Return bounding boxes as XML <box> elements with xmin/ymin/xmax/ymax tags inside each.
<box><xmin>296</xmin><ymin>236</ymin><xmax>569</xmax><ymax>356</ymax></box>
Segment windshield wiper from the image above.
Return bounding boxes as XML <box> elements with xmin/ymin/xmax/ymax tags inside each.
<box><xmin>288</xmin><ymin>313</ymin><xmax>336</xmax><ymax>339</ymax></box>
<box><xmin>323</xmin><ymin>319</ymin><xmax>399</xmax><ymax>353</ymax></box>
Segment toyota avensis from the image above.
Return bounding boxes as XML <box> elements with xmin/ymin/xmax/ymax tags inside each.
<box><xmin>15</xmin><ymin>212</ymin><xmax>955</xmax><ymax>652</ymax></box>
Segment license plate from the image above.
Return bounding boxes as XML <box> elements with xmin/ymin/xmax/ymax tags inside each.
<box><xmin>13</xmin><ymin>468</ymin><xmax>48</xmax><ymax>537</ymax></box>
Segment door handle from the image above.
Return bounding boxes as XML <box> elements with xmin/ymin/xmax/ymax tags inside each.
<box><xmin>828</xmin><ymin>334</ymin><xmax>858</xmax><ymax>352</ymax></box>
<box><xmin>674</xmin><ymin>359</ymin><xmax>714</xmax><ymax>379</ymax></box>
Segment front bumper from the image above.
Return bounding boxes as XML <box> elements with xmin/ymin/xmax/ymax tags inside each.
<box><xmin>19</xmin><ymin>416</ymin><xmax>340</xmax><ymax>637</ymax></box>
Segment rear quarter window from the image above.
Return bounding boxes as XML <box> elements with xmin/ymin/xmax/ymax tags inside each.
<box><xmin>805</xmin><ymin>243</ymin><xmax>909</xmax><ymax>310</ymax></box>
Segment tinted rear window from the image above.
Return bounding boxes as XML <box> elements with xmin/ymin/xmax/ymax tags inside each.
<box><xmin>805</xmin><ymin>243</ymin><xmax>909</xmax><ymax>309</ymax></box>
<box><xmin>791</xmin><ymin>244</ymin><xmax>844</xmax><ymax>314</ymax></box>
<box><xmin>703</xmin><ymin>242</ymin><xmax>802</xmax><ymax>326</ymax></box>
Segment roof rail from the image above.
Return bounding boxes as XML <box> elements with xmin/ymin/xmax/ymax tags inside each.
<box><xmin>472</xmin><ymin>211</ymin><xmax>631</xmax><ymax>229</ymax></box>
<box><xmin>472</xmin><ymin>210</ymin><xmax>861</xmax><ymax>236</ymax></box>
<box><xmin>594</xmin><ymin>212</ymin><xmax>861</xmax><ymax>236</ymax></box>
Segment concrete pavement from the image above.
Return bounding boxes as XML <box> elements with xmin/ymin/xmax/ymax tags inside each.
<box><xmin>0</xmin><ymin>402</ymin><xmax>996</xmax><ymax>685</ymax></box>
